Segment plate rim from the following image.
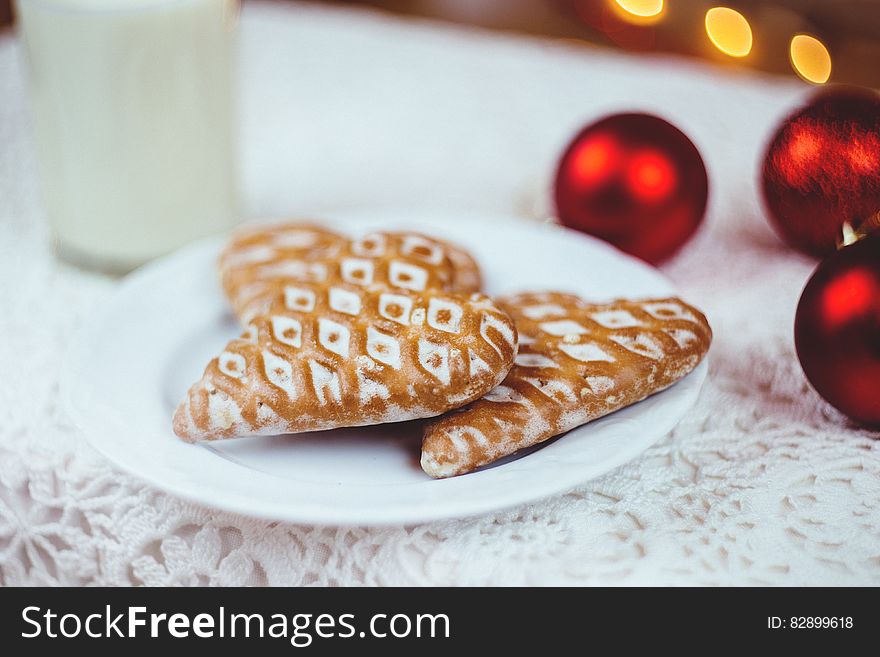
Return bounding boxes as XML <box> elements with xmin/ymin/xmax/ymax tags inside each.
<box><xmin>61</xmin><ymin>211</ymin><xmax>708</xmax><ymax>526</ymax></box>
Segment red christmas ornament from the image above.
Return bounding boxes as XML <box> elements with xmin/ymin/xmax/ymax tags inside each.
<box><xmin>795</xmin><ymin>231</ymin><xmax>880</xmax><ymax>425</ymax></box>
<box><xmin>554</xmin><ymin>113</ymin><xmax>708</xmax><ymax>264</ymax></box>
<box><xmin>762</xmin><ymin>88</ymin><xmax>880</xmax><ymax>257</ymax></box>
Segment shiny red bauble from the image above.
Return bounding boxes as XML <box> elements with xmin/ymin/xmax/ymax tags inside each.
<box><xmin>795</xmin><ymin>232</ymin><xmax>880</xmax><ymax>425</ymax></box>
<box><xmin>554</xmin><ymin>113</ymin><xmax>708</xmax><ymax>264</ymax></box>
<box><xmin>762</xmin><ymin>88</ymin><xmax>880</xmax><ymax>257</ymax></box>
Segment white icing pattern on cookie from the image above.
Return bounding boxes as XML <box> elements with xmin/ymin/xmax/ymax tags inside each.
<box><xmin>421</xmin><ymin>293</ymin><xmax>712</xmax><ymax>478</ymax></box>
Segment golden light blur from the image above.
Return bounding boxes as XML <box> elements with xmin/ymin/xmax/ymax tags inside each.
<box><xmin>790</xmin><ymin>34</ymin><xmax>832</xmax><ymax>84</ymax></box>
<box><xmin>610</xmin><ymin>0</ymin><xmax>664</xmax><ymax>25</ymax></box>
<box><xmin>704</xmin><ymin>7</ymin><xmax>753</xmax><ymax>58</ymax></box>
<box><xmin>613</xmin><ymin>0</ymin><xmax>663</xmax><ymax>18</ymax></box>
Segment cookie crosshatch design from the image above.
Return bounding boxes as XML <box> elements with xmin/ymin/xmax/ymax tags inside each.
<box><xmin>219</xmin><ymin>223</ymin><xmax>483</xmax><ymax>323</ymax></box>
<box><xmin>185</xmin><ymin>221</ymin><xmax>713</xmax><ymax>478</ymax></box>
<box><xmin>173</xmin><ymin>285</ymin><xmax>517</xmax><ymax>441</ymax></box>
<box><xmin>176</xmin><ymin>222</ymin><xmax>515</xmax><ymax>442</ymax></box>
<box><xmin>421</xmin><ymin>293</ymin><xmax>712</xmax><ymax>478</ymax></box>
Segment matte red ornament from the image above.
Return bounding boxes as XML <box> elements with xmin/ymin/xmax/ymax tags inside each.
<box><xmin>795</xmin><ymin>232</ymin><xmax>880</xmax><ymax>425</ymax></box>
<box><xmin>554</xmin><ymin>113</ymin><xmax>708</xmax><ymax>264</ymax></box>
<box><xmin>762</xmin><ymin>88</ymin><xmax>880</xmax><ymax>257</ymax></box>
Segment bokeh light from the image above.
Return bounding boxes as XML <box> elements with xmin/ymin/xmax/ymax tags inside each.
<box><xmin>576</xmin><ymin>1</ymin><xmax>658</xmax><ymax>50</ymax></box>
<box><xmin>613</xmin><ymin>0</ymin><xmax>663</xmax><ymax>19</ymax></box>
<box><xmin>790</xmin><ymin>35</ymin><xmax>832</xmax><ymax>84</ymax></box>
<box><xmin>704</xmin><ymin>7</ymin><xmax>753</xmax><ymax>58</ymax></box>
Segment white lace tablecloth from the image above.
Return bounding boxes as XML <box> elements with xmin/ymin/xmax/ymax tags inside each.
<box><xmin>2</xmin><ymin>1</ymin><xmax>879</xmax><ymax>586</ymax></box>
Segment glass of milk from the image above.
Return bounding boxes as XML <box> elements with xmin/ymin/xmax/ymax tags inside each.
<box><xmin>16</xmin><ymin>0</ymin><xmax>240</xmax><ymax>272</ymax></box>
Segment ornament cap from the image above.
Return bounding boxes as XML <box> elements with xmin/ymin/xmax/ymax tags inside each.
<box><xmin>837</xmin><ymin>213</ymin><xmax>880</xmax><ymax>249</ymax></box>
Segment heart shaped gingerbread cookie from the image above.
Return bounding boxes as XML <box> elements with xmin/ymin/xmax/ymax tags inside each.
<box><xmin>421</xmin><ymin>292</ymin><xmax>711</xmax><ymax>478</ymax></box>
<box><xmin>173</xmin><ymin>283</ymin><xmax>517</xmax><ymax>442</ymax></box>
<box><xmin>219</xmin><ymin>222</ymin><xmax>482</xmax><ymax>322</ymax></box>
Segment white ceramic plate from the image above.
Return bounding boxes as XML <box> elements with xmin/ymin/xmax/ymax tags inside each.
<box><xmin>62</xmin><ymin>211</ymin><xmax>706</xmax><ymax>525</ymax></box>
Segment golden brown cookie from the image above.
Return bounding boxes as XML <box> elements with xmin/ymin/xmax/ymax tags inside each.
<box><xmin>421</xmin><ymin>292</ymin><xmax>712</xmax><ymax>478</ymax></box>
<box><xmin>173</xmin><ymin>284</ymin><xmax>517</xmax><ymax>442</ymax></box>
<box><xmin>433</xmin><ymin>235</ymin><xmax>482</xmax><ymax>293</ymax></box>
<box><xmin>218</xmin><ymin>222</ymin><xmax>346</xmax><ymax>322</ymax></box>
<box><xmin>219</xmin><ymin>222</ymin><xmax>482</xmax><ymax>322</ymax></box>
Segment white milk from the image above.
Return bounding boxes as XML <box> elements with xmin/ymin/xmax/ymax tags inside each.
<box><xmin>17</xmin><ymin>0</ymin><xmax>239</xmax><ymax>271</ymax></box>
